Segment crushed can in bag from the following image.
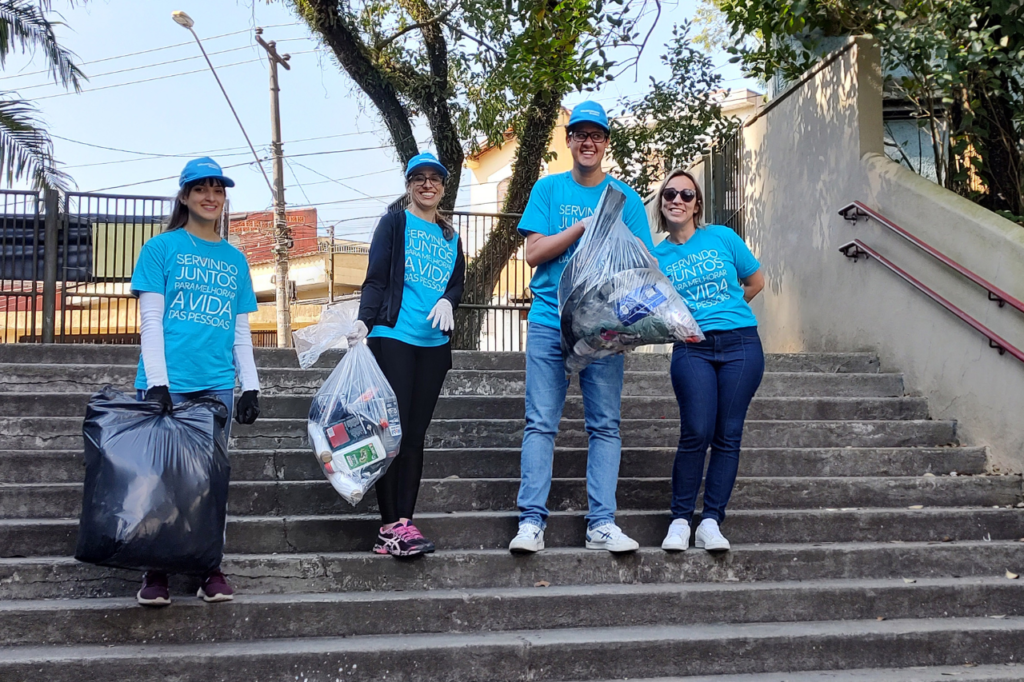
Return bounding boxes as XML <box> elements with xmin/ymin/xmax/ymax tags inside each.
<box><xmin>75</xmin><ymin>387</ymin><xmax>230</xmax><ymax>575</ymax></box>
<box><xmin>557</xmin><ymin>184</ymin><xmax>705</xmax><ymax>374</ymax></box>
<box><xmin>295</xmin><ymin>301</ymin><xmax>402</xmax><ymax>506</ymax></box>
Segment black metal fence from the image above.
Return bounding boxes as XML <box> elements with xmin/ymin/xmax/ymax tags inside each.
<box><xmin>0</xmin><ymin>188</ymin><xmax>172</xmax><ymax>343</ymax></box>
<box><xmin>448</xmin><ymin>211</ymin><xmax>532</xmax><ymax>352</ymax></box>
<box><xmin>709</xmin><ymin>128</ymin><xmax>745</xmax><ymax>238</ymax></box>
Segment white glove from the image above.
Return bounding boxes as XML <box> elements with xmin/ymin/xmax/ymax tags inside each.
<box><xmin>347</xmin><ymin>319</ymin><xmax>368</xmax><ymax>345</ymax></box>
<box><xmin>427</xmin><ymin>298</ymin><xmax>454</xmax><ymax>332</ymax></box>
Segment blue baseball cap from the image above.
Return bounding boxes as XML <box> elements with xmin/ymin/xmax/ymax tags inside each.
<box><xmin>179</xmin><ymin>157</ymin><xmax>235</xmax><ymax>188</ymax></box>
<box><xmin>568</xmin><ymin>101</ymin><xmax>610</xmax><ymax>133</ymax></box>
<box><xmin>405</xmin><ymin>152</ymin><xmax>449</xmax><ymax>180</ymax></box>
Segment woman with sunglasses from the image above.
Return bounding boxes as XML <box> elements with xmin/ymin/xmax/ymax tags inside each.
<box><xmin>651</xmin><ymin>169</ymin><xmax>765</xmax><ymax>553</ymax></box>
<box><xmin>348</xmin><ymin>152</ymin><xmax>465</xmax><ymax>558</ymax></box>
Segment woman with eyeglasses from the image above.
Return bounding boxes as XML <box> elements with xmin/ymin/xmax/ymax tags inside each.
<box><xmin>348</xmin><ymin>152</ymin><xmax>465</xmax><ymax>558</ymax></box>
<box><xmin>651</xmin><ymin>169</ymin><xmax>765</xmax><ymax>553</ymax></box>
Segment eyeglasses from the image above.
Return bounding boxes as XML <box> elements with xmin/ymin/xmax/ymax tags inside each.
<box><xmin>661</xmin><ymin>187</ymin><xmax>697</xmax><ymax>203</ymax></box>
<box><xmin>569</xmin><ymin>130</ymin><xmax>608</xmax><ymax>143</ymax></box>
<box><xmin>409</xmin><ymin>174</ymin><xmax>444</xmax><ymax>186</ymax></box>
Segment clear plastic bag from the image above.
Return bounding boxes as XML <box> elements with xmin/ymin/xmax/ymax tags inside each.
<box><xmin>557</xmin><ymin>184</ymin><xmax>704</xmax><ymax>374</ymax></box>
<box><xmin>292</xmin><ymin>301</ymin><xmax>356</xmax><ymax>370</ymax></box>
<box><xmin>299</xmin><ymin>302</ymin><xmax>402</xmax><ymax>505</ymax></box>
<box><xmin>75</xmin><ymin>388</ymin><xmax>230</xmax><ymax>575</ymax></box>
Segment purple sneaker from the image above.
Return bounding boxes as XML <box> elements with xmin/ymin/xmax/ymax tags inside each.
<box><xmin>137</xmin><ymin>571</ymin><xmax>170</xmax><ymax>607</ymax></box>
<box><xmin>373</xmin><ymin>521</ymin><xmax>435</xmax><ymax>557</ymax></box>
<box><xmin>197</xmin><ymin>570</ymin><xmax>235</xmax><ymax>603</ymax></box>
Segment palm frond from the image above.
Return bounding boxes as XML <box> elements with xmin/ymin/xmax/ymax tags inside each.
<box><xmin>0</xmin><ymin>95</ymin><xmax>71</xmax><ymax>190</ymax></box>
<box><xmin>0</xmin><ymin>0</ymin><xmax>84</xmax><ymax>91</ymax></box>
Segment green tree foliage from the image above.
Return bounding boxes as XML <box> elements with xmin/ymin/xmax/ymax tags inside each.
<box><xmin>0</xmin><ymin>0</ymin><xmax>84</xmax><ymax>189</ymax></box>
<box><xmin>715</xmin><ymin>0</ymin><xmax>1024</xmax><ymax>221</ymax></box>
<box><xmin>285</xmin><ymin>0</ymin><xmax>659</xmax><ymax>347</ymax></box>
<box><xmin>609</xmin><ymin>21</ymin><xmax>737</xmax><ymax>195</ymax></box>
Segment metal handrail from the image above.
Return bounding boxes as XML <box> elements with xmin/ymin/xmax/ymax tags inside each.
<box><xmin>839</xmin><ymin>239</ymin><xmax>1024</xmax><ymax>365</ymax></box>
<box><xmin>839</xmin><ymin>201</ymin><xmax>1024</xmax><ymax>315</ymax></box>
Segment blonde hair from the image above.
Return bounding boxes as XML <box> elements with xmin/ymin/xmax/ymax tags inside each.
<box><xmin>654</xmin><ymin>168</ymin><xmax>704</xmax><ymax>233</ymax></box>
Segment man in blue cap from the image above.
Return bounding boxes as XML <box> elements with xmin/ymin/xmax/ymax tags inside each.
<box><xmin>509</xmin><ymin>100</ymin><xmax>654</xmax><ymax>554</ymax></box>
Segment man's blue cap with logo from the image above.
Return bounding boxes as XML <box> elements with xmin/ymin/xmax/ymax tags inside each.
<box><xmin>568</xmin><ymin>100</ymin><xmax>610</xmax><ymax>133</ymax></box>
<box><xmin>405</xmin><ymin>152</ymin><xmax>449</xmax><ymax>180</ymax></box>
<box><xmin>179</xmin><ymin>157</ymin><xmax>236</xmax><ymax>188</ymax></box>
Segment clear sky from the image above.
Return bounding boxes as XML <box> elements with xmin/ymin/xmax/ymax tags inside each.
<box><xmin>7</xmin><ymin>0</ymin><xmax>754</xmax><ymax>242</ymax></box>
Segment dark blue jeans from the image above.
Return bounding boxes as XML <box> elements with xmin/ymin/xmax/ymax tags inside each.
<box><xmin>669</xmin><ymin>326</ymin><xmax>764</xmax><ymax>524</ymax></box>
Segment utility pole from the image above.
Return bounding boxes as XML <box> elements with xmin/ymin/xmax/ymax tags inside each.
<box><xmin>255</xmin><ymin>27</ymin><xmax>292</xmax><ymax>348</ymax></box>
<box><xmin>328</xmin><ymin>223</ymin><xmax>336</xmax><ymax>304</ymax></box>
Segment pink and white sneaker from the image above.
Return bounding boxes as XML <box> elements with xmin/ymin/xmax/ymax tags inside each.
<box><xmin>373</xmin><ymin>521</ymin><xmax>435</xmax><ymax>557</ymax></box>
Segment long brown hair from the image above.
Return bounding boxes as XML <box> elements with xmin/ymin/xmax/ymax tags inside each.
<box><xmin>655</xmin><ymin>168</ymin><xmax>704</xmax><ymax>233</ymax></box>
<box><xmin>165</xmin><ymin>177</ymin><xmax>227</xmax><ymax>232</ymax></box>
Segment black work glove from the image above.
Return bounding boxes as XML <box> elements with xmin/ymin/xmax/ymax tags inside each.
<box><xmin>235</xmin><ymin>390</ymin><xmax>260</xmax><ymax>425</ymax></box>
<box><xmin>145</xmin><ymin>385</ymin><xmax>174</xmax><ymax>414</ymax></box>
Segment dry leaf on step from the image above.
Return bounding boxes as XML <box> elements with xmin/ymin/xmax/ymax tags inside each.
<box><xmin>1006</xmin><ymin>570</ymin><xmax>1019</xmax><ymax>580</ymax></box>
<box><xmin>534</xmin><ymin>580</ymin><xmax>550</xmax><ymax>588</ymax></box>
<box><xmin>908</xmin><ymin>505</ymin><xmax>924</xmax><ymax>510</ymax></box>
<box><xmin>903</xmin><ymin>578</ymin><xmax>916</xmax><ymax>583</ymax></box>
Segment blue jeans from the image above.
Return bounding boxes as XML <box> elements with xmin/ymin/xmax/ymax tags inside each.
<box><xmin>669</xmin><ymin>326</ymin><xmax>764</xmax><ymax>524</ymax></box>
<box><xmin>136</xmin><ymin>389</ymin><xmax>235</xmax><ymax>439</ymax></box>
<box><xmin>517</xmin><ymin>322</ymin><xmax>624</xmax><ymax>530</ymax></box>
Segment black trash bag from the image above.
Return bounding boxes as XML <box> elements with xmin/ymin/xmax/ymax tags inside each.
<box><xmin>75</xmin><ymin>387</ymin><xmax>230</xmax><ymax>575</ymax></box>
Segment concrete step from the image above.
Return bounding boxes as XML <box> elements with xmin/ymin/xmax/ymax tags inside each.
<box><xmin>0</xmin><ymin>446</ymin><xmax>988</xmax><ymax>485</ymax></box>
<box><xmin>0</xmin><ymin>617</ymin><xmax>1021</xmax><ymax>681</ymax></box>
<box><xmin>0</xmin><ymin>344</ymin><xmax>882</xmax><ymax>373</ymax></box>
<box><xmin>0</xmin><ymin>393</ymin><xmax>931</xmax><ymax>421</ymax></box>
<box><xmin>578</xmin><ymin>664</ymin><xmax>1024</xmax><ymax>681</ymax></box>
<box><xmin>5</xmin><ymin>507</ymin><xmax>1023</xmax><ymax>557</ymax></box>
<box><xmin>0</xmin><ymin>365</ymin><xmax>903</xmax><ymax>397</ymax></box>
<box><xmin>4</xmin><ymin>540</ymin><xmax>1023</xmax><ymax>600</ymax></box>
<box><xmin>1</xmin><ymin>577</ymin><xmax>1020</xmax><ymax>647</ymax></box>
<box><xmin>4</xmin><ymin>476</ymin><xmax>1018</xmax><ymax>520</ymax></box>
<box><xmin>0</xmin><ymin>417</ymin><xmax>957</xmax><ymax>450</ymax></box>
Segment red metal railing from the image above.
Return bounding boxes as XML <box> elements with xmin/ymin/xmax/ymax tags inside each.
<box><xmin>839</xmin><ymin>201</ymin><xmax>1024</xmax><ymax>315</ymax></box>
<box><xmin>838</xmin><ymin>240</ymin><xmax>1024</xmax><ymax>365</ymax></box>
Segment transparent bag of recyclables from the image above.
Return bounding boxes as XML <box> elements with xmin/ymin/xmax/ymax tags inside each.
<box><xmin>557</xmin><ymin>184</ymin><xmax>704</xmax><ymax>374</ymax></box>
<box><xmin>294</xmin><ymin>301</ymin><xmax>401</xmax><ymax>506</ymax></box>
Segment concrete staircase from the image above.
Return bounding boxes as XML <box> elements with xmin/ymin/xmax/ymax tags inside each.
<box><xmin>0</xmin><ymin>344</ymin><xmax>1022</xmax><ymax>681</ymax></box>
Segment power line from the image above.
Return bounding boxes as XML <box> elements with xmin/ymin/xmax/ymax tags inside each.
<box><xmin>288</xmin><ymin>161</ymin><xmax>391</xmax><ymax>204</ymax></box>
<box><xmin>30</xmin><ymin>49</ymin><xmax>318</xmax><ymax>102</ymax></box>
<box><xmin>87</xmin><ymin>158</ymin><xmax>268</xmax><ymax>193</ymax></box>
<box><xmin>54</xmin><ymin>129</ymin><xmax>387</xmax><ymax>166</ymax></box>
<box><xmin>15</xmin><ymin>39</ymin><xmax>311</xmax><ymax>93</ymax></box>
<box><xmin>0</xmin><ymin>22</ymin><xmax>302</xmax><ymax>81</ymax></box>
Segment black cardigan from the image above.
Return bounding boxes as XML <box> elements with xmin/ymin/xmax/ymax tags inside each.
<box><xmin>357</xmin><ymin>210</ymin><xmax>466</xmax><ymax>336</ymax></box>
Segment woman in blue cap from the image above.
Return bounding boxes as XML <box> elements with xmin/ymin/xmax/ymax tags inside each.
<box><xmin>130</xmin><ymin>157</ymin><xmax>261</xmax><ymax>605</ymax></box>
<box><xmin>348</xmin><ymin>151</ymin><xmax>465</xmax><ymax>557</ymax></box>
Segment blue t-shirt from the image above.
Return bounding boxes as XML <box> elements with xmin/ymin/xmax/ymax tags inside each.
<box><xmin>369</xmin><ymin>211</ymin><xmax>457</xmax><ymax>347</ymax></box>
<box><xmin>518</xmin><ymin>172</ymin><xmax>655</xmax><ymax>329</ymax></box>
<box><xmin>131</xmin><ymin>229</ymin><xmax>258</xmax><ymax>392</ymax></box>
<box><xmin>652</xmin><ymin>225</ymin><xmax>761</xmax><ymax>332</ymax></box>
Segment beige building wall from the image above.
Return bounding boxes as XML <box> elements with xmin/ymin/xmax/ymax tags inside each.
<box><xmin>737</xmin><ymin>36</ymin><xmax>1024</xmax><ymax>469</ymax></box>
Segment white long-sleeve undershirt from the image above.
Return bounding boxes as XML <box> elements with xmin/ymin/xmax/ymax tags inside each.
<box><xmin>138</xmin><ymin>291</ymin><xmax>260</xmax><ymax>392</ymax></box>
<box><xmin>138</xmin><ymin>292</ymin><xmax>169</xmax><ymax>389</ymax></box>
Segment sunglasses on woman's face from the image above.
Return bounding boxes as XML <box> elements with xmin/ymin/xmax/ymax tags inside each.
<box><xmin>662</xmin><ymin>187</ymin><xmax>697</xmax><ymax>203</ymax></box>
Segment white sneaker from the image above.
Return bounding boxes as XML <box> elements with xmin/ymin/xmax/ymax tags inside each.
<box><xmin>661</xmin><ymin>519</ymin><xmax>690</xmax><ymax>551</ymax></box>
<box><xmin>509</xmin><ymin>523</ymin><xmax>545</xmax><ymax>553</ymax></box>
<box><xmin>694</xmin><ymin>519</ymin><xmax>730</xmax><ymax>551</ymax></box>
<box><xmin>585</xmin><ymin>523</ymin><xmax>639</xmax><ymax>553</ymax></box>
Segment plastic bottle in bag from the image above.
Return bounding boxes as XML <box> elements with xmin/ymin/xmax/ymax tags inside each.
<box><xmin>557</xmin><ymin>184</ymin><xmax>705</xmax><ymax>374</ymax></box>
<box><xmin>294</xmin><ymin>301</ymin><xmax>402</xmax><ymax>506</ymax></box>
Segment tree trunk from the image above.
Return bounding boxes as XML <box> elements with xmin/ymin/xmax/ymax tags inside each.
<box><xmin>288</xmin><ymin>1</ymin><xmax>419</xmax><ymax>165</ymax></box>
<box><xmin>452</xmin><ymin>87</ymin><xmax>563</xmax><ymax>349</ymax></box>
